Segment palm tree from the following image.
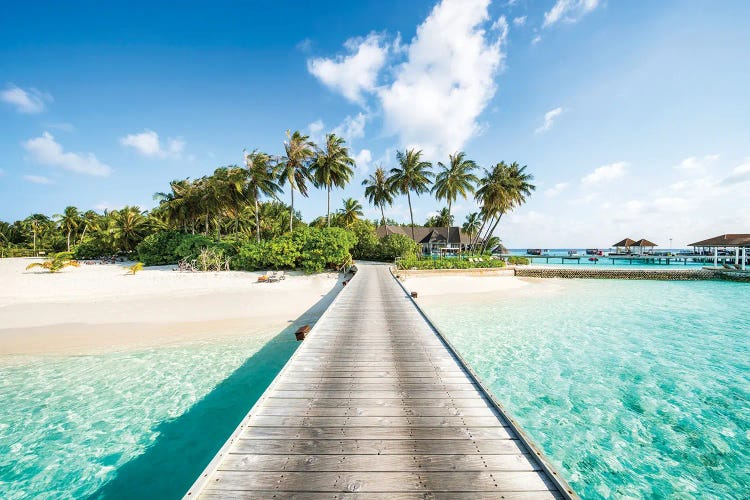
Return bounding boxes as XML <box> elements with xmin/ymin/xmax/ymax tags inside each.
<box><xmin>109</xmin><ymin>206</ymin><xmax>148</xmax><ymax>252</ymax></box>
<box><xmin>475</xmin><ymin>162</ymin><xmax>535</xmax><ymax>253</ymax></box>
<box><xmin>55</xmin><ymin>206</ymin><xmax>81</xmax><ymax>251</ymax></box>
<box><xmin>337</xmin><ymin>197</ymin><xmax>363</xmax><ymax>227</ymax></box>
<box><xmin>389</xmin><ymin>149</ymin><xmax>433</xmax><ymax>240</ymax></box>
<box><xmin>23</xmin><ymin>214</ymin><xmax>51</xmax><ymax>254</ymax></box>
<box><xmin>245</xmin><ymin>150</ymin><xmax>281</xmax><ymax>242</ymax></box>
<box><xmin>310</xmin><ymin>134</ymin><xmax>355</xmax><ymax>227</ymax></box>
<box><xmin>26</xmin><ymin>252</ymin><xmax>79</xmax><ymax>273</ymax></box>
<box><xmin>78</xmin><ymin>210</ymin><xmax>101</xmax><ymax>242</ymax></box>
<box><xmin>431</xmin><ymin>151</ymin><xmax>478</xmax><ymax>225</ymax></box>
<box><xmin>279</xmin><ymin>130</ymin><xmax>315</xmax><ymax>233</ymax></box>
<box><xmin>462</xmin><ymin>212</ymin><xmax>482</xmax><ymax>248</ymax></box>
<box><xmin>425</xmin><ymin>207</ymin><xmax>453</xmax><ymax>227</ymax></box>
<box><xmin>362</xmin><ymin>167</ymin><xmax>394</xmax><ymax>228</ymax></box>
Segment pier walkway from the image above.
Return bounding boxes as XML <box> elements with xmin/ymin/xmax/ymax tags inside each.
<box><xmin>187</xmin><ymin>263</ymin><xmax>573</xmax><ymax>498</ymax></box>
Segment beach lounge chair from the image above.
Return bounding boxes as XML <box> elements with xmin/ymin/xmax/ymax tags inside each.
<box><xmin>268</xmin><ymin>271</ymin><xmax>280</xmax><ymax>283</ymax></box>
<box><xmin>277</xmin><ymin>270</ymin><xmax>286</xmax><ymax>280</ymax></box>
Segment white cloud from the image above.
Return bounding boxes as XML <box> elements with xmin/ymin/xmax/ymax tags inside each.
<box><xmin>307</xmin><ymin>33</ymin><xmax>388</xmax><ymax>104</ymax></box>
<box><xmin>353</xmin><ymin>149</ymin><xmax>373</xmax><ymax>173</ymax></box>
<box><xmin>721</xmin><ymin>159</ymin><xmax>750</xmax><ymax>185</ymax></box>
<box><xmin>535</xmin><ymin>106</ymin><xmax>564</xmax><ymax>134</ymax></box>
<box><xmin>377</xmin><ymin>0</ymin><xmax>507</xmax><ymax>157</ymax></box>
<box><xmin>1</xmin><ymin>84</ymin><xmax>52</xmax><ymax>114</ymax></box>
<box><xmin>306</xmin><ymin>120</ymin><xmax>326</xmax><ymax>145</ymax></box>
<box><xmin>23</xmin><ymin>132</ymin><xmax>112</xmax><ymax>176</ymax></box>
<box><xmin>332</xmin><ymin>113</ymin><xmax>367</xmax><ymax>141</ymax></box>
<box><xmin>23</xmin><ymin>175</ymin><xmax>53</xmax><ymax>184</ymax></box>
<box><xmin>120</xmin><ymin>129</ymin><xmax>185</xmax><ymax>158</ymax></box>
<box><xmin>673</xmin><ymin>154</ymin><xmax>719</xmax><ymax>170</ymax></box>
<box><xmin>581</xmin><ymin>161</ymin><xmax>627</xmax><ymax>185</ymax></box>
<box><xmin>531</xmin><ymin>35</ymin><xmax>542</xmax><ymax>45</ymax></box>
<box><xmin>513</xmin><ymin>16</ymin><xmax>527</xmax><ymax>26</ymax></box>
<box><xmin>543</xmin><ymin>0</ymin><xmax>600</xmax><ymax>28</ymax></box>
<box><xmin>544</xmin><ymin>182</ymin><xmax>570</xmax><ymax>197</ymax></box>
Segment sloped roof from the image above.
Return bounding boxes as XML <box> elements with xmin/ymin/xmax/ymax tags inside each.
<box><xmin>689</xmin><ymin>234</ymin><xmax>750</xmax><ymax>247</ymax></box>
<box><xmin>375</xmin><ymin>225</ymin><xmax>473</xmax><ymax>244</ymax></box>
<box><xmin>633</xmin><ymin>238</ymin><xmax>658</xmax><ymax>247</ymax></box>
<box><xmin>612</xmin><ymin>238</ymin><xmax>636</xmax><ymax>247</ymax></box>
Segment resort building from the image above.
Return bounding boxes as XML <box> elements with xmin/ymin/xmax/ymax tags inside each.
<box><xmin>612</xmin><ymin>237</ymin><xmax>658</xmax><ymax>255</ymax></box>
<box><xmin>689</xmin><ymin>234</ymin><xmax>750</xmax><ymax>269</ymax></box>
<box><xmin>375</xmin><ymin>225</ymin><xmax>475</xmax><ymax>254</ymax></box>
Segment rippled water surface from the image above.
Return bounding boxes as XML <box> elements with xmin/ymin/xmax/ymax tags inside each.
<box><xmin>0</xmin><ymin>331</ymin><xmax>298</xmax><ymax>499</ymax></box>
<box><xmin>422</xmin><ymin>279</ymin><xmax>750</xmax><ymax>499</ymax></box>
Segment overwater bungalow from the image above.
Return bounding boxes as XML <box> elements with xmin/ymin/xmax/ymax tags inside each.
<box><xmin>633</xmin><ymin>238</ymin><xmax>658</xmax><ymax>255</ymax></box>
<box><xmin>375</xmin><ymin>225</ymin><xmax>475</xmax><ymax>255</ymax></box>
<box><xmin>689</xmin><ymin>234</ymin><xmax>750</xmax><ymax>270</ymax></box>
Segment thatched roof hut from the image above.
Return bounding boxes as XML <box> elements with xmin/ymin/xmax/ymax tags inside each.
<box><xmin>689</xmin><ymin>234</ymin><xmax>750</xmax><ymax>247</ymax></box>
<box><xmin>634</xmin><ymin>238</ymin><xmax>658</xmax><ymax>247</ymax></box>
<box><xmin>612</xmin><ymin>238</ymin><xmax>636</xmax><ymax>248</ymax></box>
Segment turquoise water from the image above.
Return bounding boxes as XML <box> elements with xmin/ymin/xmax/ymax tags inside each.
<box><xmin>422</xmin><ymin>279</ymin><xmax>750</xmax><ymax>498</ymax></box>
<box><xmin>0</xmin><ymin>330</ymin><xmax>298</xmax><ymax>499</ymax></box>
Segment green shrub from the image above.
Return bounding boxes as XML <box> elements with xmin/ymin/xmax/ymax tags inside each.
<box><xmin>136</xmin><ymin>231</ymin><xmax>185</xmax><ymax>266</ymax></box>
<box><xmin>235</xmin><ymin>241</ymin><xmax>269</xmax><ymax>270</ymax></box>
<box><xmin>507</xmin><ymin>256</ymin><xmax>530</xmax><ymax>265</ymax></box>
<box><xmin>378</xmin><ymin>234</ymin><xmax>420</xmax><ymax>260</ymax></box>
<box><xmin>396</xmin><ymin>256</ymin><xmax>505</xmax><ymax>270</ymax></box>
<box><xmin>174</xmin><ymin>234</ymin><xmax>214</xmax><ymax>260</ymax></box>
<box><xmin>299</xmin><ymin>227</ymin><xmax>356</xmax><ymax>273</ymax></box>
<box><xmin>74</xmin><ymin>237</ymin><xmax>113</xmax><ymax>260</ymax></box>
<box><xmin>349</xmin><ymin>221</ymin><xmax>380</xmax><ymax>260</ymax></box>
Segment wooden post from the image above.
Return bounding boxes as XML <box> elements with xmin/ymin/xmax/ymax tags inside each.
<box><xmin>714</xmin><ymin>247</ymin><xmax>718</xmax><ymax>267</ymax></box>
<box><xmin>743</xmin><ymin>247</ymin><xmax>747</xmax><ymax>271</ymax></box>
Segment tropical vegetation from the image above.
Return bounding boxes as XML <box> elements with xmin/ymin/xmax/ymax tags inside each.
<box><xmin>1</xmin><ymin>128</ymin><xmax>535</xmax><ymax>270</ymax></box>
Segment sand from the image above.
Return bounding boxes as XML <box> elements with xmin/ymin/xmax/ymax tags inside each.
<box><xmin>0</xmin><ymin>258</ymin><xmax>342</xmax><ymax>355</ymax></box>
<box><xmin>399</xmin><ymin>271</ymin><xmax>566</xmax><ymax>307</ymax></box>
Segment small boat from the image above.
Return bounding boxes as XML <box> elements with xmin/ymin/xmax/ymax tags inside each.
<box><xmin>527</xmin><ymin>249</ymin><xmax>543</xmax><ymax>256</ymax></box>
<box><xmin>588</xmin><ymin>257</ymin><xmax>599</xmax><ymax>262</ymax></box>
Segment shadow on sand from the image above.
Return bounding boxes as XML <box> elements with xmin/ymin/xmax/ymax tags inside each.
<box><xmin>89</xmin><ymin>275</ymin><xmax>344</xmax><ymax>500</ymax></box>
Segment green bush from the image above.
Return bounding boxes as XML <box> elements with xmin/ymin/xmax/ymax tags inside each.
<box><xmin>396</xmin><ymin>256</ymin><xmax>505</xmax><ymax>270</ymax></box>
<box><xmin>378</xmin><ymin>234</ymin><xmax>420</xmax><ymax>260</ymax></box>
<box><xmin>349</xmin><ymin>221</ymin><xmax>380</xmax><ymax>260</ymax></box>
<box><xmin>136</xmin><ymin>231</ymin><xmax>185</xmax><ymax>266</ymax></box>
<box><xmin>74</xmin><ymin>237</ymin><xmax>113</xmax><ymax>260</ymax></box>
<box><xmin>507</xmin><ymin>256</ymin><xmax>530</xmax><ymax>265</ymax></box>
<box><xmin>174</xmin><ymin>234</ymin><xmax>214</xmax><ymax>260</ymax></box>
<box><xmin>299</xmin><ymin>227</ymin><xmax>356</xmax><ymax>273</ymax></box>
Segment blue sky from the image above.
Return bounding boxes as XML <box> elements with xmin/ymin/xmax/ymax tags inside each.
<box><xmin>2</xmin><ymin>0</ymin><xmax>749</xmax><ymax>247</ymax></box>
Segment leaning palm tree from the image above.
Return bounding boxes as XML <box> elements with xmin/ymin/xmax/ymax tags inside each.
<box><xmin>279</xmin><ymin>130</ymin><xmax>315</xmax><ymax>233</ymax></box>
<box><xmin>78</xmin><ymin>210</ymin><xmax>101</xmax><ymax>242</ymax></box>
<box><xmin>23</xmin><ymin>214</ymin><xmax>51</xmax><ymax>254</ymax></box>
<box><xmin>310</xmin><ymin>134</ymin><xmax>355</xmax><ymax>227</ymax></box>
<box><xmin>55</xmin><ymin>206</ymin><xmax>81</xmax><ymax>252</ymax></box>
<box><xmin>362</xmin><ymin>166</ymin><xmax>395</xmax><ymax>227</ymax></box>
<box><xmin>432</xmin><ymin>152</ymin><xmax>478</xmax><ymax>225</ymax></box>
<box><xmin>337</xmin><ymin>197</ymin><xmax>363</xmax><ymax>227</ymax></box>
<box><xmin>475</xmin><ymin>162</ymin><xmax>535</xmax><ymax>253</ymax></box>
<box><xmin>244</xmin><ymin>150</ymin><xmax>282</xmax><ymax>242</ymax></box>
<box><xmin>389</xmin><ymin>149</ymin><xmax>433</xmax><ymax>240</ymax></box>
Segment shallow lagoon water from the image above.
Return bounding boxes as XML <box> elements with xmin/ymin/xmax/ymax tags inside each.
<box><xmin>0</xmin><ymin>330</ymin><xmax>298</xmax><ymax>499</ymax></box>
<box><xmin>422</xmin><ymin>279</ymin><xmax>750</xmax><ymax>498</ymax></box>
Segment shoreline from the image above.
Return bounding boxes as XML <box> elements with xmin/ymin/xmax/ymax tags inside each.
<box><xmin>0</xmin><ymin>258</ymin><xmax>343</xmax><ymax>356</ymax></box>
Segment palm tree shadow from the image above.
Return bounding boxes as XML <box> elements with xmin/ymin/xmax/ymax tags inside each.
<box><xmin>88</xmin><ymin>276</ymin><xmax>344</xmax><ymax>500</ymax></box>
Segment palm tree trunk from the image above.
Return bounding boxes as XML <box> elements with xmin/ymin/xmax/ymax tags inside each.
<box><xmin>205</xmin><ymin>211</ymin><xmax>209</xmax><ymax>235</ymax></box>
<box><xmin>67</xmin><ymin>231</ymin><xmax>71</xmax><ymax>252</ymax></box>
<box><xmin>327</xmin><ymin>186</ymin><xmax>331</xmax><ymax>227</ymax></box>
<box><xmin>447</xmin><ymin>201</ymin><xmax>451</xmax><ymax>252</ymax></box>
<box><xmin>481</xmin><ymin>214</ymin><xmax>503</xmax><ymax>254</ymax></box>
<box><xmin>473</xmin><ymin>217</ymin><xmax>487</xmax><ymax>249</ymax></box>
<box><xmin>80</xmin><ymin>225</ymin><xmax>87</xmax><ymax>243</ymax></box>
<box><xmin>33</xmin><ymin>230</ymin><xmax>36</xmax><ymax>254</ymax></box>
<box><xmin>289</xmin><ymin>187</ymin><xmax>295</xmax><ymax>233</ymax></box>
<box><xmin>380</xmin><ymin>204</ymin><xmax>386</xmax><ymax>227</ymax></box>
<box><xmin>255</xmin><ymin>196</ymin><xmax>261</xmax><ymax>244</ymax></box>
<box><xmin>407</xmin><ymin>191</ymin><xmax>415</xmax><ymax>243</ymax></box>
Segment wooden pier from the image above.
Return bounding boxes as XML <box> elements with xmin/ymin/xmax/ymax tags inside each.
<box><xmin>186</xmin><ymin>263</ymin><xmax>575</xmax><ymax>498</ymax></box>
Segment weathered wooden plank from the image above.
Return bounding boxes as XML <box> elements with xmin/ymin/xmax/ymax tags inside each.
<box><xmin>247</xmin><ymin>416</ymin><xmax>503</xmax><ymax>428</ymax></box>
<box><xmin>219</xmin><ymin>453</ymin><xmax>540</xmax><ymax>472</ymax></box>
<box><xmin>240</xmin><ymin>426</ymin><xmax>515</xmax><ymax>440</ymax></box>
<box><xmin>252</xmin><ymin>406</ymin><xmax>499</xmax><ymax>418</ymax></box>
<box><xmin>205</xmin><ymin>470</ymin><xmax>556</xmax><ymax>493</ymax></box>
<box><xmin>268</xmin><ymin>390</ymin><xmax>484</xmax><ymax>399</ymax></box>
<box><xmin>273</xmin><ymin>382</ymin><xmax>478</xmax><ymax>392</ymax></box>
<box><xmin>261</xmin><ymin>397</ymin><xmax>495</xmax><ymax>408</ymax></box>
<box><xmin>232</xmin><ymin>438</ymin><xmax>529</xmax><ymax>455</ymax></box>
<box><xmin>200</xmin><ymin>491</ymin><xmax>563</xmax><ymax>499</ymax></box>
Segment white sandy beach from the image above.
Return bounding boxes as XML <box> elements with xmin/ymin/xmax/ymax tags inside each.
<box><xmin>0</xmin><ymin>258</ymin><xmax>342</xmax><ymax>355</ymax></box>
<box><xmin>399</xmin><ymin>270</ymin><xmax>566</xmax><ymax>306</ymax></box>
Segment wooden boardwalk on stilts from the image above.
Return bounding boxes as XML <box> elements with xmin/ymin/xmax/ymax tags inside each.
<box><xmin>186</xmin><ymin>263</ymin><xmax>575</xmax><ymax>499</ymax></box>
